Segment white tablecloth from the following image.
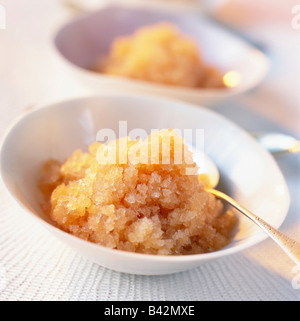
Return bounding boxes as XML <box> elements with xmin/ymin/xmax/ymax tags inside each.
<box><xmin>0</xmin><ymin>0</ymin><xmax>299</xmax><ymax>301</ymax></box>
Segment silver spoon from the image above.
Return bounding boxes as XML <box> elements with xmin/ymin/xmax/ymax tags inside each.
<box><xmin>201</xmin><ymin>154</ymin><xmax>300</xmax><ymax>266</ymax></box>
<box><xmin>253</xmin><ymin>132</ymin><xmax>300</xmax><ymax>156</ymax></box>
<box><xmin>206</xmin><ymin>187</ymin><xmax>300</xmax><ymax>266</ymax></box>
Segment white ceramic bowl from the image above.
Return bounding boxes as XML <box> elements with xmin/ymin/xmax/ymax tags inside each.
<box><xmin>52</xmin><ymin>5</ymin><xmax>269</xmax><ymax>105</ymax></box>
<box><xmin>0</xmin><ymin>95</ymin><xmax>290</xmax><ymax>275</ymax></box>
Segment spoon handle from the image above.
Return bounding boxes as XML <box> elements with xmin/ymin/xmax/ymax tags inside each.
<box><xmin>207</xmin><ymin>188</ymin><xmax>300</xmax><ymax>266</ymax></box>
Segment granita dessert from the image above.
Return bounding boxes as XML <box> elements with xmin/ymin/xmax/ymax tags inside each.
<box><xmin>39</xmin><ymin>129</ymin><xmax>237</xmax><ymax>255</ymax></box>
<box><xmin>94</xmin><ymin>23</ymin><xmax>225</xmax><ymax>89</ymax></box>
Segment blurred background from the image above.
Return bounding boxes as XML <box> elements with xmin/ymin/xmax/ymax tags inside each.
<box><xmin>0</xmin><ymin>0</ymin><xmax>299</xmax><ymax>138</ymax></box>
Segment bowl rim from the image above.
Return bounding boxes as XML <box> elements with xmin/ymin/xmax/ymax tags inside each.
<box><xmin>0</xmin><ymin>94</ymin><xmax>290</xmax><ymax>264</ymax></box>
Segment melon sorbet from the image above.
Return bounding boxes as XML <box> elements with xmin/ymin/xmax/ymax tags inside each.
<box><xmin>96</xmin><ymin>23</ymin><xmax>225</xmax><ymax>89</ymax></box>
<box><xmin>39</xmin><ymin>130</ymin><xmax>237</xmax><ymax>255</ymax></box>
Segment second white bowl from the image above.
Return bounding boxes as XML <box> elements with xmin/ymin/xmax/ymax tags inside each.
<box><xmin>53</xmin><ymin>5</ymin><xmax>269</xmax><ymax>105</ymax></box>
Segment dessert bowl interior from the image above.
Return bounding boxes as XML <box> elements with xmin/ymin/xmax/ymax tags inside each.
<box><xmin>52</xmin><ymin>5</ymin><xmax>269</xmax><ymax>105</ymax></box>
<box><xmin>0</xmin><ymin>95</ymin><xmax>289</xmax><ymax>275</ymax></box>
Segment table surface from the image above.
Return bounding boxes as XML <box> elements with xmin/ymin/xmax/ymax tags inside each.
<box><xmin>0</xmin><ymin>0</ymin><xmax>299</xmax><ymax>301</ymax></box>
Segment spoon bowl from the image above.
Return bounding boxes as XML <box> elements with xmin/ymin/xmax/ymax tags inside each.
<box><xmin>253</xmin><ymin>132</ymin><xmax>300</xmax><ymax>156</ymax></box>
